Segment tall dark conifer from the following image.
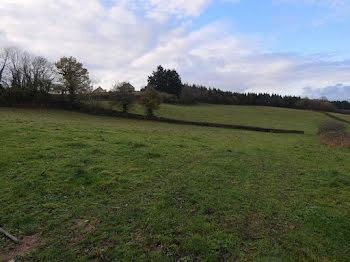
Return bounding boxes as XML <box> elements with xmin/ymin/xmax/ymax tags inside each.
<box><xmin>148</xmin><ymin>65</ymin><xmax>182</xmax><ymax>97</ymax></box>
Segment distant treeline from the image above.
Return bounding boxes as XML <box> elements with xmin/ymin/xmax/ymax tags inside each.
<box><xmin>143</xmin><ymin>65</ymin><xmax>350</xmax><ymax>112</ymax></box>
<box><xmin>175</xmin><ymin>84</ymin><xmax>350</xmax><ymax>112</ymax></box>
<box><xmin>1</xmin><ymin>47</ymin><xmax>349</xmax><ymax>114</ymax></box>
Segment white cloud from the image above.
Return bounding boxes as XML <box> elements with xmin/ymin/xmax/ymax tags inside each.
<box><xmin>303</xmin><ymin>84</ymin><xmax>350</xmax><ymax>100</ymax></box>
<box><xmin>0</xmin><ymin>0</ymin><xmax>349</xmax><ymax>99</ymax></box>
<box><xmin>277</xmin><ymin>0</ymin><xmax>350</xmax><ymax>25</ymax></box>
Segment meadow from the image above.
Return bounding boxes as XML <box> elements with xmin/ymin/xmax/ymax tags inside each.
<box><xmin>330</xmin><ymin>112</ymin><xmax>350</xmax><ymax>123</ymax></box>
<box><xmin>0</xmin><ymin>107</ymin><xmax>349</xmax><ymax>261</ymax></box>
<box><xmin>102</xmin><ymin>102</ymin><xmax>332</xmax><ymax>134</ymax></box>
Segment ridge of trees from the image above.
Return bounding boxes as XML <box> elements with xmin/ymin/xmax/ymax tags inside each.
<box><xmin>175</xmin><ymin>83</ymin><xmax>340</xmax><ymax>112</ymax></box>
<box><xmin>1</xmin><ymin>47</ymin><xmax>350</xmax><ymax>114</ymax></box>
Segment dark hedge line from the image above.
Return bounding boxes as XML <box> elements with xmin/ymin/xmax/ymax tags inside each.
<box><xmin>323</xmin><ymin>112</ymin><xmax>350</xmax><ymax>125</ymax></box>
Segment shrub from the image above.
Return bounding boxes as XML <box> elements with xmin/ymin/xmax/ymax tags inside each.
<box><xmin>139</xmin><ymin>86</ymin><xmax>162</xmax><ymax>117</ymax></box>
<box><xmin>110</xmin><ymin>82</ymin><xmax>136</xmax><ymax>113</ymax></box>
<box><xmin>84</xmin><ymin>95</ymin><xmax>102</xmax><ymax>111</ymax></box>
<box><xmin>318</xmin><ymin>120</ymin><xmax>346</xmax><ymax>135</ymax></box>
<box><xmin>318</xmin><ymin>120</ymin><xmax>350</xmax><ymax>147</ymax></box>
<box><xmin>159</xmin><ymin>92</ymin><xmax>178</xmax><ymax>104</ymax></box>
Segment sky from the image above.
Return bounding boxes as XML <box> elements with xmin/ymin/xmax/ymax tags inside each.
<box><xmin>0</xmin><ymin>0</ymin><xmax>350</xmax><ymax>99</ymax></box>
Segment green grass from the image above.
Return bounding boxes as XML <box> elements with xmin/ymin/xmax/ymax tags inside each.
<box><xmin>330</xmin><ymin>112</ymin><xmax>350</xmax><ymax>122</ymax></box>
<box><xmin>102</xmin><ymin>102</ymin><xmax>331</xmax><ymax>134</ymax></box>
<box><xmin>0</xmin><ymin>108</ymin><xmax>349</xmax><ymax>261</ymax></box>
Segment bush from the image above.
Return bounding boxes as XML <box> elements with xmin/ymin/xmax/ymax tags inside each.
<box><xmin>110</xmin><ymin>82</ymin><xmax>136</xmax><ymax>113</ymax></box>
<box><xmin>318</xmin><ymin>120</ymin><xmax>346</xmax><ymax>135</ymax></box>
<box><xmin>318</xmin><ymin>120</ymin><xmax>350</xmax><ymax>147</ymax></box>
<box><xmin>84</xmin><ymin>95</ymin><xmax>102</xmax><ymax>111</ymax></box>
<box><xmin>158</xmin><ymin>92</ymin><xmax>178</xmax><ymax>104</ymax></box>
<box><xmin>139</xmin><ymin>87</ymin><xmax>162</xmax><ymax>117</ymax></box>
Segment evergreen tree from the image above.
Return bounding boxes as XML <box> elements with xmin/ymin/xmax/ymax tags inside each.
<box><xmin>148</xmin><ymin>65</ymin><xmax>182</xmax><ymax>97</ymax></box>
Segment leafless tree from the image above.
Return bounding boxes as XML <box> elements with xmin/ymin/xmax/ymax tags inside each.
<box><xmin>5</xmin><ymin>48</ymin><xmax>55</xmax><ymax>93</ymax></box>
<box><xmin>0</xmin><ymin>47</ymin><xmax>11</xmax><ymax>88</ymax></box>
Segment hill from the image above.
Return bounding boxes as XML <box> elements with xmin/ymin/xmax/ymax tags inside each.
<box><xmin>104</xmin><ymin>102</ymin><xmax>332</xmax><ymax>134</ymax></box>
<box><xmin>0</xmin><ymin>108</ymin><xmax>349</xmax><ymax>261</ymax></box>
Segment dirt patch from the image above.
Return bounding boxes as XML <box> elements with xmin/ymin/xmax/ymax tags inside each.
<box><xmin>0</xmin><ymin>234</ymin><xmax>41</xmax><ymax>262</ymax></box>
<box><xmin>70</xmin><ymin>219</ymin><xmax>97</xmax><ymax>245</ymax></box>
<box><xmin>73</xmin><ymin>219</ymin><xmax>96</xmax><ymax>234</ymax></box>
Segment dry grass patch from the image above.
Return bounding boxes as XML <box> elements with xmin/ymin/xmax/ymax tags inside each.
<box><xmin>318</xmin><ymin>120</ymin><xmax>350</xmax><ymax>147</ymax></box>
<box><xmin>319</xmin><ymin>133</ymin><xmax>350</xmax><ymax>147</ymax></box>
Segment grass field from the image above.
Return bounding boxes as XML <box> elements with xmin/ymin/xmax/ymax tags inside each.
<box><xmin>1</xmin><ymin>108</ymin><xmax>350</xmax><ymax>261</ymax></box>
<box><xmin>330</xmin><ymin>112</ymin><xmax>350</xmax><ymax>123</ymax></box>
<box><xmin>102</xmin><ymin>102</ymin><xmax>331</xmax><ymax>134</ymax></box>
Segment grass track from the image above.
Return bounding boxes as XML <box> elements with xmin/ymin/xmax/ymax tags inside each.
<box><xmin>0</xmin><ymin>108</ymin><xmax>350</xmax><ymax>261</ymax></box>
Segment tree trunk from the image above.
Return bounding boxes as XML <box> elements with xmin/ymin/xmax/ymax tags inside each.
<box><xmin>147</xmin><ymin>108</ymin><xmax>153</xmax><ymax>117</ymax></box>
<box><xmin>122</xmin><ymin>104</ymin><xmax>127</xmax><ymax>113</ymax></box>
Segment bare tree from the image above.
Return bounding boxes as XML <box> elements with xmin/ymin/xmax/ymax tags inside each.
<box><xmin>3</xmin><ymin>48</ymin><xmax>54</xmax><ymax>93</ymax></box>
<box><xmin>8</xmin><ymin>48</ymin><xmax>25</xmax><ymax>89</ymax></box>
<box><xmin>23</xmin><ymin>56</ymin><xmax>55</xmax><ymax>93</ymax></box>
<box><xmin>0</xmin><ymin>48</ymin><xmax>11</xmax><ymax>88</ymax></box>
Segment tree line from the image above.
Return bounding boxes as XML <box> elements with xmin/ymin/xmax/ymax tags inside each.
<box><xmin>144</xmin><ymin>66</ymin><xmax>350</xmax><ymax>112</ymax></box>
<box><xmin>0</xmin><ymin>47</ymin><xmax>162</xmax><ymax>116</ymax></box>
<box><xmin>1</xmin><ymin>47</ymin><xmax>349</xmax><ymax>115</ymax></box>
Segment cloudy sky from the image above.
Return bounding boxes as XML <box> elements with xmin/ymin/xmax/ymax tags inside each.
<box><xmin>1</xmin><ymin>0</ymin><xmax>350</xmax><ymax>99</ymax></box>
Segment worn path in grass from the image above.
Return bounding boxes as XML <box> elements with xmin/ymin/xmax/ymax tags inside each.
<box><xmin>0</xmin><ymin>108</ymin><xmax>349</xmax><ymax>261</ymax></box>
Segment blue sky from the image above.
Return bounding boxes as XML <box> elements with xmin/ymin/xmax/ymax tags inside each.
<box><xmin>193</xmin><ymin>0</ymin><xmax>350</xmax><ymax>57</ymax></box>
<box><xmin>200</xmin><ymin>1</ymin><xmax>350</xmax><ymax>57</ymax></box>
<box><xmin>100</xmin><ymin>0</ymin><xmax>350</xmax><ymax>57</ymax></box>
<box><xmin>1</xmin><ymin>0</ymin><xmax>350</xmax><ymax>99</ymax></box>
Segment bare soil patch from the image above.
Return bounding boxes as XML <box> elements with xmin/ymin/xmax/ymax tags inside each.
<box><xmin>0</xmin><ymin>234</ymin><xmax>41</xmax><ymax>262</ymax></box>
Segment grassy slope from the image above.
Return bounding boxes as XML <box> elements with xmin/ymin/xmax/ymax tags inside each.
<box><xmin>104</xmin><ymin>102</ymin><xmax>330</xmax><ymax>134</ymax></box>
<box><xmin>0</xmin><ymin>108</ymin><xmax>349</xmax><ymax>261</ymax></box>
<box><xmin>330</xmin><ymin>112</ymin><xmax>350</xmax><ymax>122</ymax></box>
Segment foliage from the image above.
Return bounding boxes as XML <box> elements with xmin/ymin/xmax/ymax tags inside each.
<box><xmin>52</xmin><ymin>83</ymin><xmax>67</xmax><ymax>95</ymax></box>
<box><xmin>178</xmin><ymin>83</ymin><xmax>341</xmax><ymax>112</ymax></box>
<box><xmin>55</xmin><ymin>56</ymin><xmax>91</xmax><ymax>101</ymax></box>
<box><xmin>148</xmin><ymin>65</ymin><xmax>182</xmax><ymax>97</ymax></box>
<box><xmin>1</xmin><ymin>47</ymin><xmax>349</xmax><ymax>113</ymax></box>
<box><xmin>139</xmin><ymin>86</ymin><xmax>162</xmax><ymax>117</ymax></box>
<box><xmin>0</xmin><ymin>108</ymin><xmax>349</xmax><ymax>261</ymax></box>
<box><xmin>158</xmin><ymin>91</ymin><xmax>178</xmax><ymax>104</ymax></box>
<box><xmin>296</xmin><ymin>98</ymin><xmax>335</xmax><ymax>112</ymax></box>
<box><xmin>110</xmin><ymin>82</ymin><xmax>136</xmax><ymax>113</ymax></box>
<box><xmin>332</xmin><ymin>100</ymin><xmax>350</xmax><ymax>110</ymax></box>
